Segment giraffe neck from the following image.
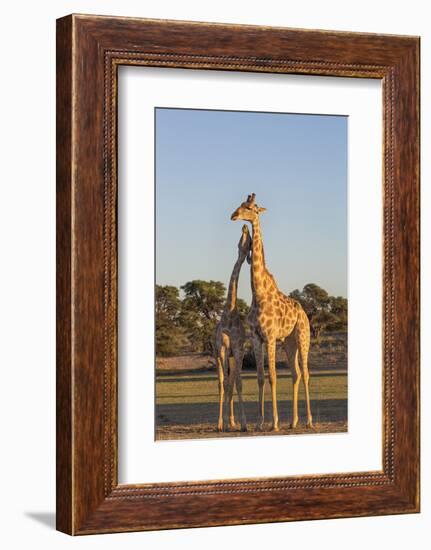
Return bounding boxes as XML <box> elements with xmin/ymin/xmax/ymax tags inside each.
<box><xmin>225</xmin><ymin>256</ymin><xmax>244</xmax><ymax>312</ymax></box>
<box><xmin>250</xmin><ymin>218</ymin><xmax>269</xmax><ymax>299</ymax></box>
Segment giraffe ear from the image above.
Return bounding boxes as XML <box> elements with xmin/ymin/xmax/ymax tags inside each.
<box><xmin>257</xmin><ymin>207</ymin><xmax>267</xmax><ymax>214</ymax></box>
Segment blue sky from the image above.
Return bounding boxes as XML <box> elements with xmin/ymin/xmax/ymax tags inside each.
<box><xmin>155</xmin><ymin>108</ymin><xmax>347</xmax><ymax>302</ymax></box>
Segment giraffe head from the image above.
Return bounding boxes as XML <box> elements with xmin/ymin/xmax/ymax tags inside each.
<box><xmin>238</xmin><ymin>225</ymin><xmax>252</xmax><ymax>264</ymax></box>
<box><xmin>230</xmin><ymin>193</ymin><xmax>267</xmax><ymax>223</ymax></box>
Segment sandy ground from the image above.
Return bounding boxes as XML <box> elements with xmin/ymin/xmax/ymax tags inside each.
<box><xmin>156</xmin><ymin>420</ymin><xmax>348</xmax><ymax>441</ymax></box>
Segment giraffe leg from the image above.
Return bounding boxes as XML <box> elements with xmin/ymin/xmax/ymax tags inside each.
<box><xmin>284</xmin><ymin>336</ymin><xmax>301</xmax><ymax>429</ymax></box>
<box><xmin>216</xmin><ymin>356</ymin><xmax>224</xmax><ymax>432</ymax></box>
<box><xmin>229</xmin><ymin>392</ymin><xmax>235</xmax><ymax>429</ymax></box>
<box><xmin>253</xmin><ymin>336</ymin><xmax>265</xmax><ymax>431</ymax></box>
<box><xmin>224</xmin><ymin>356</ymin><xmax>237</xmax><ymax>430</ymax></box>
<box><xmin>299</xmin><ymin>342</ymin><xmax>313</xmax><ymax>428</ymax></box>
<box><xmin>217</xmin><ymin>345</ymin><xmax>226</xmax><ymax>432</ymax></box>
<box><xmin>267</xmin><ymin>339</ymin><xmax>279</xmax><ymax>431</ymax></box>
<box><xmin>222</xmin><ymin>349</ymin><xmax>232</xmax><ymax>431</ymax></box>
<box><xmin>234</xmin><ymin>350</ymin><xmax>247</xmax><ymax>431</ymax></box>
<box><xmin>297</xmin><ymin>313</ymin><xmax>313</xmax><ymax>428</ymax></box>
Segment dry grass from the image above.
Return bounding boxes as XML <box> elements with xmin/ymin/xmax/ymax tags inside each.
<box><xmin>156</xmin><ymin>353</ymin><xmax>214</xmax><ymax>373</ymax></box>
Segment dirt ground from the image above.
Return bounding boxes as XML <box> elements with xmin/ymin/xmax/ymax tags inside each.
<box><xmin>156</xmin><ymin>420</ymin><xmax>347</xmax><ymax>441</ymax></box>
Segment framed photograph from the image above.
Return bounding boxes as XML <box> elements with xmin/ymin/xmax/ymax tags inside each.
<box><xmin>56</xmin><ymin>14</ymin><xmax>420</xmax><ymax>535</ymax></box>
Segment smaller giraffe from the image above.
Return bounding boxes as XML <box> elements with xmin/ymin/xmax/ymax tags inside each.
<box><xmin>214</xmin><ymin>225</ymin><xmax>252</xmax><ymax>432</ymax></box>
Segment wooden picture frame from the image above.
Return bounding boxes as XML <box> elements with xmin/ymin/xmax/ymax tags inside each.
<box><xmin>56</xmin><ymin>14</ymin><xmax>420</xmax><ymax>535</ymax></box>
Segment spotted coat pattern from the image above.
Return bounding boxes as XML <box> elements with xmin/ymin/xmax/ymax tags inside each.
<box><xmin>231</xmin><ymin>195</ymin><xmax>313</xmax><ymax>431</ymax></box>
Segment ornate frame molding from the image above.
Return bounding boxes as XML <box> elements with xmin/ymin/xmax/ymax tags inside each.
<box><xmin>57</xmin><ymin>15</ymin><xmax>419</xmax><ymax>534</ymax></box>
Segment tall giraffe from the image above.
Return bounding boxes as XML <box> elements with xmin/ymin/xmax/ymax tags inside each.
<box><xmin>231</xmin><ymin>194</ymin><xmax>313</xmax><ymax>431</ymax></box>
<box><xmin>214</xmin><ymin>225</ymin><xmax>251</xmax><ymax>432</ymax></box>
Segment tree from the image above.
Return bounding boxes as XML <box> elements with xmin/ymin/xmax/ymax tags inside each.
<box><xmin>328</xmin><ymin>296</ymin><xmax>348</xmax><ymax>331</ymax></box>
<box><xmin>180</xmin><ymin>280</ymin><xmax>226</xmax><ymax>354</ymax></box>
<box><xmin>156</xmin><ymin>285</ymin><xmax>181</xmax><ymax>318</ymax></box>
<box><xmin>311</xmin><ymin>310</ymin><xmax>338</xmax><ymax>342</ymax></box>
<box><xmin>155</xmin><ymin>285</ymin><xmax>187</xmax><ymax>356</ymax></box>
<box><xmin>289</xmin><ymin>283</ymin><xmax>329</xmax><ymax>334</ymax></box>
<box><xmin>181</xmin><ymin>280</ymin><xmax>226</xmax><ymax>320</ymax></box>
<box><xmin>301</xmin><ymin>283</ymin><xmax>330</xmax><ymax>317</ymax></box>
<box><xmin>236</xmin><ymin>297</ymin><xmax>250</xmax><ymax>321</ymax></box>
<box><xmin>289</xmin><ymin>283</ymin><xmax>346</xmax><ymax>340</ymax></box>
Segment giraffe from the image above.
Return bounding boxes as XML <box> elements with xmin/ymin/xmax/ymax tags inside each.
<box><xmin>214</xmin><ymin>224</ymin><xmax>252</xmax><ymax>432</ymax></box>
<box><xmin>231</xmin><ymin>193</ymin><xmax>313</xmax><ymax>431</ymax></box>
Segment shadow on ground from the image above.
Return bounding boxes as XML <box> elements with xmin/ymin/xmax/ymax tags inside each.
<box><xmin>25</xmin><ymin>512</ymin><xmax>56</xmax><ymax>530</ymax></box>
<box><xmin>157</xmin><ymin>398</ymin><xmax>347</xmax><ymax>425</ymax></box>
